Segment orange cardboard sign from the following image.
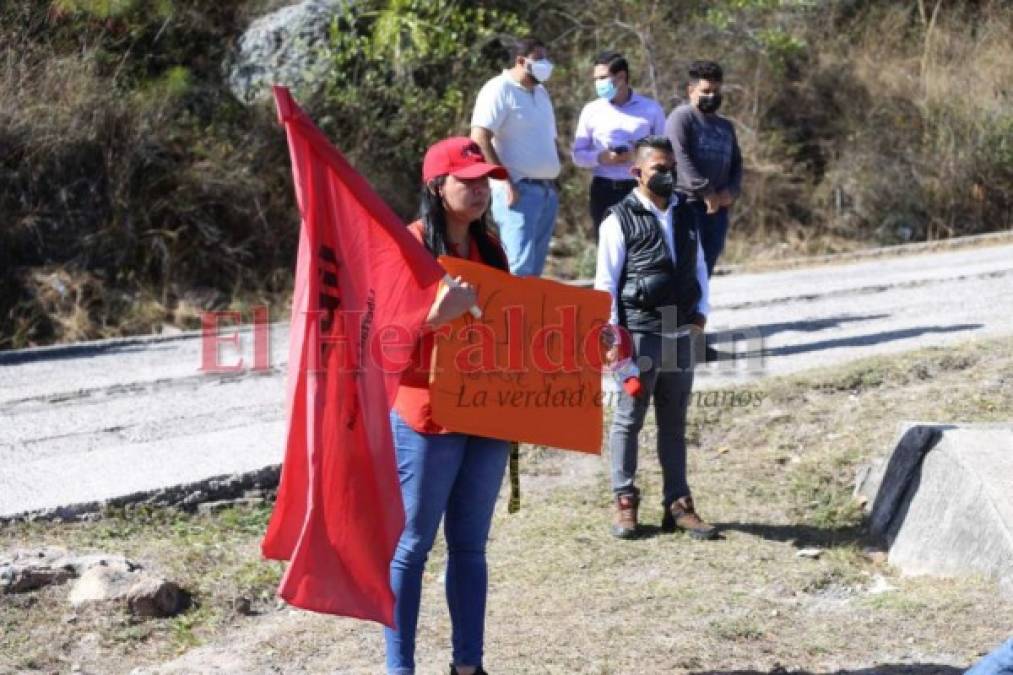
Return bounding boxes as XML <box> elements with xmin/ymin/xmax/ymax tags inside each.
<box><xmin>430</xmin><ymin>257</ymin><xmax>612</xmax><ymax>454</ymax></box>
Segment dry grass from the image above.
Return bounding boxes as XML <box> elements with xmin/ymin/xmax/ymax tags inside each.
<box><xmin>3</xmin><ymin>336</ymin><xmax>1013</xmax><ymax>673</ymax></box>
<box><xmin>814</xmin><ymin>1</ymin><xmax>1013</xmax><ymax>243</ymax></box>
<box><xmin>3</xmin><ymin>1</ymin><xmax>1012</xmax><ymax>347</ymax></box>
<box><xmin>0</xmin><ymin>504</ymin><xmax>286</xmax><ymax>671</ymax></box>
<box><xmin>0</xmin><ymin>1</ymin><xmax>297</xmax><ymax>349</ymax></box>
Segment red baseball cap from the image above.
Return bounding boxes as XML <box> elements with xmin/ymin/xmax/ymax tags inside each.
<box><xmin>422</xmin><ymin>136</ymin><xmax>508</xmax><ymax>184</ymax></box>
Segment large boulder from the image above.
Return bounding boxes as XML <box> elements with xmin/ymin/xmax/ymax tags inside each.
<box><xmin>1</xmin><ymin>547</ymin><xmax>136</xmax><ymax>594</ymax></box>
<box><xmin>68</xmin><ymin>563</ymin><xmax>189</xmax><ymax>617</ymax></box>
<box><xmin>0</xmin><ymin>546</ymin><xmax>76</xmax><ymax>593</ymax></box>
<box><xmin>68</xmin><ymin>563</ymin><xmax>137</xmax><ymax>606</ymax></box>
<box><xmin>126</xmin><ymin>577</ymin><xmax>189</xmax><ymax>618</ymax></box>
<box><xmin>856</xmin><ymin>423</ymin><xmax>1013</xmax><ymax>594</ymax></box>
<box><xmin>2</xmin><ymin>546</ymin><xmax>188</xmax><ymax>616</ymax></box>
<box><xmin>227</xmin><ymin>0</ymin><xmax>347</xmax><ymax>104</ymax></box>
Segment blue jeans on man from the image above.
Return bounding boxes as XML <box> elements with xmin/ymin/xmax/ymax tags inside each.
<box><xmin>692</xmin><ymin>202</ymin><xmax>730</xmax><ymax>277</ymax></box>
<box><xmin>967</xmin><ymin>637</ymin><xmax>1013</xmax><ymax>674</ymax></box>
<box><xmin>384</xmin><ymin>412</ymin><xmax>510</xmax><ymax>675</ymax></box>
<box><xmin>491</xmin><ymin>179</ymin><xmax>559</xmax><ymax>277</ymax></box>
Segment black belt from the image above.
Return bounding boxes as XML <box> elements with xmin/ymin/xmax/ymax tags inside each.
<box><xmin>517</xmin><ymin>177</ymin><xmax>556</xmax><ymax>187</ymax></box>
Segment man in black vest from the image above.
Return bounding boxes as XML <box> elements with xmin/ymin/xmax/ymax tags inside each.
<box><xmin>594</xmin><ymin>135</ymin><xmax>718</xmax><ymax>540</ymax></box>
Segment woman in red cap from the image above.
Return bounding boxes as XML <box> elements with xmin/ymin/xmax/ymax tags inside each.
<box><xmin>384</xmin><ymin>137</ymin><xmax>511</xmax><ymax>675</ymax></box>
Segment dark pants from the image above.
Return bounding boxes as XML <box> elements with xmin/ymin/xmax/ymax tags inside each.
<box><xmin>589</xmin><ymin>177</ymin><xmax>637</xmax><ymax>240</ymax></box>
<box><xmin>691</xmin><ymin>202</ymin><xmax>731</xmax><ymax>277</ymax></box>
<box><xmin>608</xmin><ymin>332</ymin><xmax>695</xmax><ymax>507</ymax></box>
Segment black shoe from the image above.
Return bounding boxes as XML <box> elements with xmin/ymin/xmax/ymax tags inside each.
<box><xmin>450</xmin><ymin>665</ymin><xmax>488</xmax><ymax>675</ymax></box>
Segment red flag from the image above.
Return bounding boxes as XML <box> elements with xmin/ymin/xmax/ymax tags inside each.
<box><xmin>261</xmin><ymin>86</ymin><xmax>444</xmax><ymax>626</ymax></box>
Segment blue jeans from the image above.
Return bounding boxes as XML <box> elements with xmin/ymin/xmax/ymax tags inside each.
<box><xmin>491</xmin><ymin>179</ymin><xmax>559</xmax><ymax>277</ymax></box>
<box><xmin>967</xmin><ymin>637</ymin><xmax>1013</xmax><ymax>674</ymax></box>
<box><xmin>384</xmin><ymin>412</ymin><xmax>510</xmax><ymax>675</ymax></box>
<box><xmin>693</xmin><ymin>202</ymin><xmax>730</xmax><ymax>277</ymax></box>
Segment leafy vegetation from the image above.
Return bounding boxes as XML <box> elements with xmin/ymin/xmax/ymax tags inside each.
<box><xmin>2</xmin><ymin>0</ymin><xmax>1011</xmax><ymax>348</ymax></box>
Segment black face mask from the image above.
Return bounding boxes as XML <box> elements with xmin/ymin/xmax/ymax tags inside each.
<box><xmin>696</xmin><ymin>92</ymin><xmax>722</xmax><ymax>114</ymax></box>
<box><xmin>646</xmin><ymin>169</ymin><xmax>675</xmax><ymax>199</ymax></box>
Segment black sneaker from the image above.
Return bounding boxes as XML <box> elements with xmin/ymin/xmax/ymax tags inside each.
<box><xmin>450</xmin><ymin>665</ymin><xmax>488</xmax><ymax>675</ymax></box>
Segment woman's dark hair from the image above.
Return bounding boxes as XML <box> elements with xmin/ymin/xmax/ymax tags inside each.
<box><xmin>418</xmin><ymin>176</ymin><xmax>509</xmax><ymax>271</ymax></box>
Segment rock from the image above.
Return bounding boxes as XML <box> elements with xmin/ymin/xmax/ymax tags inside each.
<box><xmin>856</xmin><ymin>422</ymin><xmax>1013</xmax><ymax>595</ymax></box>
<box><xmin>2</xmin><ymin>562</ymin><xmax>74</xmax><ymax>593</ymax></box>
<box><xmin>68</xmin><ymin>564</ymin><xmax>137</xmax><ymax>606</ymax></box>
<box><xmin>232</xmin><ymin>595</ymin><xmax>254</xmax><ymax>616</ymax></box>
<box><xmin>181</xmin><ymin>489</ymin><xmax>207</xmax><ymax>507</ymax></box>
<box><xmin>64</xmin><ymin>554</ymin><xmax>138</xmax><ymax>577</ymax></box>
<box><xmin>126</xmin><ymin>577</ymin><xmax>187</xmax><ymax>618</ymax></box>
<box><xmin>198</xmin><ymin>499</ymin><xmax>235</xmax><ymax>515</ymax></box>
<box><xmin>197</xmin><ymin>496</ymin><xmax>266</xmax><ymax>515</ymax></box>
<box><xmin>69</xmin><ymin>563</ymin><xmax>188</xmax><ymax>617</ymax></box>
<box><xmin>795</xmin><ymin>548</ymin><xmax>822</xmax><ymax>559</ymax></box>
<box><xmin>1</xmin><ymin>547</ymin><xmax>76</xmax><ymax>593</ymax></box>
<box><xmin>1</xmin><ymin>547</ymin><xmax>141</xmax><ymax>595</ymax></box>
<box><xmin>227</xmin><ymin>0</ymin><xmax>348</xmax><ymax>104</ymax></box>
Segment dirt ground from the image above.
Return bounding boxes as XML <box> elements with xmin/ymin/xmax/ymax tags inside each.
<box><xmin>3</xmin><ymin>336</ymin><xmax>1013</xmax><ymax>674</ymax></box>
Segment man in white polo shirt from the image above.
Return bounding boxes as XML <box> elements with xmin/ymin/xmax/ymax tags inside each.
<box><xmin>470</xmin><ymin>37</ymin><xmax>560</xmax><ymax>277</ymax></box>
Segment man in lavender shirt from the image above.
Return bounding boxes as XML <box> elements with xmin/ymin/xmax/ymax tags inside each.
<box><xmin>572</xmin><ymin>51</ymin><xmax>666</xmax><ymax>241</ymax></box>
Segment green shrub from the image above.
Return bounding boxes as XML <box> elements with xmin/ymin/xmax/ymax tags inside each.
<box><xmin>1</xmin><ymin>0</ymin><xmax>1010</xmax><ymax>348</ymax></box>
<box><xmin>314</xmin><ymin>0</ymin><xmax>523</xmax><ymax>216</ymax></box>
<box><xmin>0</xmin><ymin>1</ymin><xmax>296</xmax><ymax>347</ymax></box>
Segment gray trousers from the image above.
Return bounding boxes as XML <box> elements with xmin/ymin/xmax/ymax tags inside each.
<box><xmin>609</xmin><ymin>331</ymin><xmax>695</xmax><ymax>507</ymax></box>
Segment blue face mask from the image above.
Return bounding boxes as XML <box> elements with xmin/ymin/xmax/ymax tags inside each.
<box><xmin>595</xmin><ymin>77</ymin><xmax>618</xmax><ymax>101</ymax></box>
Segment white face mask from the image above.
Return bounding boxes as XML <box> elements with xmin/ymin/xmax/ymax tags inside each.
<box><xmin>526</xmin><ymin>58</ymin><xmax>554</xmax><ymax>83</ymax></box>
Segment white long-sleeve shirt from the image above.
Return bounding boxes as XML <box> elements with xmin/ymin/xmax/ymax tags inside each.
<box><xmin>571</xmin><ymin>91</ymin><xmax>666</xmax><ymax>180</ymax></box>
<box><xmin>594</xmin><ymin>189</ymin><xmax>710</xmax><ymax>326</ymax></box>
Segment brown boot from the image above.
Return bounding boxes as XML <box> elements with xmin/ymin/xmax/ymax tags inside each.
<box><xmin>611</xmin><ymin>494</ymin><xmax>640</xmax><ymax>539</ymax></box>
<box><xmin>662</xmin><ymin>496</ymin><xmax>718</xmax><ymax>540</ymax></box>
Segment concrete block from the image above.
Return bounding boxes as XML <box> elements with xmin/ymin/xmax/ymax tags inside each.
<box><xmin>857</xmin><ymin>422</ymin><xmax>1013</xmax><ymax>593</ymax></box>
